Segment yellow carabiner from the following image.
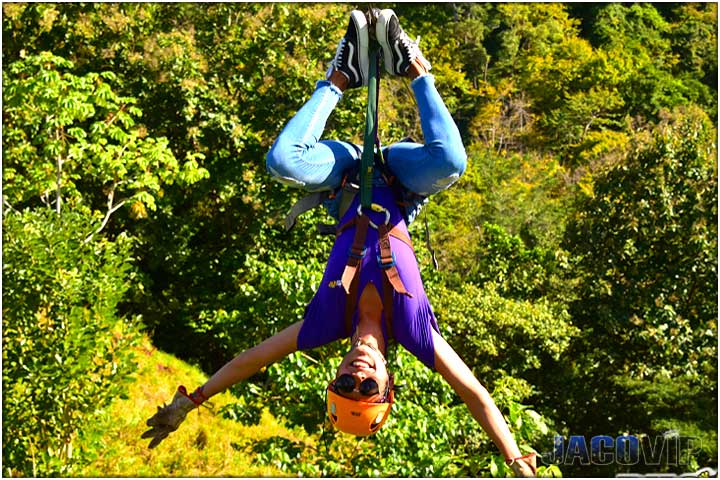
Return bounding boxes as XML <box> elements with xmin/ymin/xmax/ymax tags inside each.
<box><xmin>357</xmin><ymin>203</ymin><xmax>390</xmax><ymax>229</ymax></box>
<box><xmin>370</xmin><ymin>203</ymin><xmax>385</xmax><ymax>213</ymax></box>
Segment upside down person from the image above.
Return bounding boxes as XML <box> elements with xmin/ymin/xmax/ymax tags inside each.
<box><xmin>142</xmin><ymin>9</ymin><xmax>537</xmax><ymax>477</ymax></box>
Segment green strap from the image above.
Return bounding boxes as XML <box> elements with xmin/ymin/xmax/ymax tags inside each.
<box><xmin>360</xmin><ymin>46</ymin><xmax>380</xmax><ymax>208</ymax></box>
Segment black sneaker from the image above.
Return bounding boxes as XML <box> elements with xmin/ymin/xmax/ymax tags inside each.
<box><xmin>376</xmin><ymin>9</ymin><xmax>431</xmax><ymax>76</ymax></box>
<box><xmin>326</xmin><ymin>10</ymin><xmax>369</xmax><ymax>88</ymax></box>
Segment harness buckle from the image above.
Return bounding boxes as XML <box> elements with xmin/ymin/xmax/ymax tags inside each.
<box><xmin>348</xmin><ymin>246</ymin><xmax>368</xmax><ymax>260</ymax></box>
<box><xmin>377</xmin><ymin>252</ymin><xmax>397</xmax><ymax>269</ymax></box>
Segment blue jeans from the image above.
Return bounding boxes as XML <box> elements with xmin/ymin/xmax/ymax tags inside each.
<box><xmin>266</xmin><ymin>74</ymin><xmax>467</xmax><ymax>218</ymax></box>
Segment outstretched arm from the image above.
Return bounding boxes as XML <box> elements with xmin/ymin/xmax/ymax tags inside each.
<box><xmin>201</xmin><ymin>320</ymin><xmax>303</xmax><ymax>397</ymax></box>
<box><xmin>142</xmin><ymin>321</ymin><xmax>303</xmax><ymax>448</ymax></box>
<box><xmin>432</xmin><ymin>330</ymin><xmax>520</xmax><ymax>458</ymax></box>
<box><xmin>432</xmin><ymin>330</ymin><xmax>535</xmax><ymax>476</ymax></box>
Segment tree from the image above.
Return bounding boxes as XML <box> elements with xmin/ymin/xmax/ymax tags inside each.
<box><xmin>566</xmin><ymin>105</ymin><xmax>716</xmax><ymax>379</ymax></box>
<box><xmin>2</xmin><ymin>51</ymin><xmax>207</xmax><ymax>475</ymax></box>
<box><xmin>668</xmin><ymin>3</ymin><xmax>718</xmax><ymax>119</ymax></box>
<box><xmin>427</xmin><ymin>145</ymin><xmax>573</xmax><ymax>289</ymax></box>
<box><xmin>589</xmin><ymin>3</ymin><xmax>706</xmax><ymax>122</ymax></box>
<box><xmin>2</xmin><ymin>51</ymin><xmax>207</xmax><ymax>242</ymax></box>
<box><xmin>2</xmin><ymin>210</ymin><xmax>140</xmax><ymax>476</ymax></box>
<box><xmin>555</xmin><ymin>105</ymin><xmax>717</xmax><ymax>475</ymax></box>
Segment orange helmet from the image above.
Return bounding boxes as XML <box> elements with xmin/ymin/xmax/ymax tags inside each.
<box><xmin>326</xmin><ymin>383</ymin><xmax>395</xmax><ymax>436</ymax></box>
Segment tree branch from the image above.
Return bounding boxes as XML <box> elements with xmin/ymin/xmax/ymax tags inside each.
<box><xmin>3</xmin><ymin>196</ymin><xmax>19</xmax><ymax>214</ymax></box>
<box><xmin>105</xmin><ymin>103</ymin><xmax>127</xmax><ymax>128</ymax></box>
<box><xmin>40</xmin><ymin>190</ymin><xmax>52</xmax><ymax>209</ymax></box>
<box><xmin>582</xmin><ymin>113</ymin><xmax>598</xmax><ymax>141</ymax></box>
<box><xmin>83</xmin><ymin>180</ymin><xmax>127</xmax><ymax>244</ymax></box>
<box><xmin>55</xmin><ymin>127</ymin><xmax>63</xmax><ymax>215</ymax></box>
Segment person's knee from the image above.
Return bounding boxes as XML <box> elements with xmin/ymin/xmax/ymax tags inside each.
<box><xmin>440</xmin><ymin>143</ymin><xmax>467</xmax><ymax>178</ymax></box>
<box><xmin>265</xmin><ymin>142</ymin><xmax>308</xmax><ymax>188</ymax></box>
<box><xmin>424</xmin><ymin>144</ymin><xmax>467</xmax><ymax>194</ymax></box>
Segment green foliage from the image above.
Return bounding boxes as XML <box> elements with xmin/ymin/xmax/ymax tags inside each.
<box><xmin>431</xmin><ymin>283</ymin><xmax>578</xmax><ymax>383</ymax></box>
<box><xmin>442</xmin><ymin>3</ymin><xmax>717</xmax><ymax>163</ymax></box>
<box><xmin>73</xmin><ymin>335</ymin><xmax>295</xmax><ymax>477</ymax></box>
<box><xmin>139</xmin><ymin>237</ymin><xmax>330</xmax><ymax>372</ymax></box>
<box><xmin>2</xmin><ymin>3</ymin><xmax>717</xmax><ymax>477</ymax></box>
<box><xmin>552</xmin><ymin>105</ymin><xmax>718</xmax><ymax>475</ymax></box>
<box><xmin>2</xmin><ymin>51</ymin><xmax>207</xmax><ymax>238</ymax></box>
<box><xmin>588</xmin><ymin>4</ymin><xmax>696</xmax><ymax>121</ymax></box>
<box><xmin>614</xmin><ymin>374</ymin><xmax>717</xmax><ymax>473</ymax></box>
<box><xmin>669</xmin><ymin>4</ymin><xmax>717</xmax><ymax>116</ymax></box>
<box><xmin>2</xmin><ymin>210</ymin><xmax>141</xmax><ymax>477</ymax></box>
<box><xmin>428</xmin><ymin>146</ymin><xmax>573</xmax><ymax>299</ymax></box>
<box><xmin>470</xmin><ymin>223</ymin><xmax>559</xmax><ymax>299</ymax></box>
<box><xmin>223</xmin><ymin>346</ymin><xmax>558</xmax><ymax>477</ymax></box>
<box><xmin>220</xmin><ymin>345</ymin><xmax>338</xmax><ymax>435</ymax></box>
<box><xmin>565</xmin><ymin>106</ymin><xmax>717</xmax><ymax>379</ymax></box>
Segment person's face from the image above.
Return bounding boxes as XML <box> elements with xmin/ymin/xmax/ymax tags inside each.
<box><xmin>334</xmin><ymin>343</ymin><xmax>389</xmax><ymax>403</ymax></box>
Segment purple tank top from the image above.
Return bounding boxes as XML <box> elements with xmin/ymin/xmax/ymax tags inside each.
<box><xmin>296</xmin><ymin>186</ymin><xmax>440</xmax><ymax>369</ymax></box>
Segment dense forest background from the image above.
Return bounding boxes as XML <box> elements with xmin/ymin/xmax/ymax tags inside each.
<box><xmin>2</xmin><ymin>2</ymin><xmax>717</xmax><ymax>477</ymax></box>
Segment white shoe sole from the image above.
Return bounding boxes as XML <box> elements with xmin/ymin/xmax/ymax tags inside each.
<box><xmin>375</xmin><ymin>9</ymin><xmax>397</xmax><ymax>75</ymax></box>
<box><xmin>350</xmin><ymin>10</ymin><xmax>370</xmax><ymax>86</ymax></box>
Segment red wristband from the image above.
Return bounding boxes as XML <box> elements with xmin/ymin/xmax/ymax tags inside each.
<box><xmin>505</xmin><ymin>453</ymin><xmax>537</xmax><ymax>475</ymax></box>
<box><xmin>178</xmin><ymin>385</ymin><xmax>205</xmax><ymax>406</ymax></box>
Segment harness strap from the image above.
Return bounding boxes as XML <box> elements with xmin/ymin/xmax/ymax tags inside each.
<box><xmin>387</xmin><ymin>225</ymin><xmax>414</xmax><ymax>253</ymax></box>
<box><xmin>360</xmin><ymin>45</ymin><xmax>381</xmax><ymax>208</ymax></box>
<box><xmin>335</xmin><ymin>217</ymin><xmax>356</xmax><ymax>237</ymax></box>
<box><xmin>341</xmin><ymin>215</ymin><xmax>370</xmax><ymax>294</ymax></box>
<box><xmin>316</xmin><ymin>223</ymin><xmax>338</xmax><ymax>235</ymax></box>
<box><xmin>336</xmin><ymin>218</ymin><xmax>414</xmax><ymax>250</ymax></box>
<box><xmin>381</xmin><ymin>272</ymin><xmax>395</xmax><ymax>341</ymax></box>
<box><xmin>339</xmin><ymin>218</ymin><xmax>413</xmax><ymax>343</ymax></box>
<box><xmin>284</xmin><ymin>191</ymin><xmax>328</xmax><ymax>231</ymax></box>
<box><xmin>377</xmin><ymin>223</ymin><xmax>413</xmax><ymax>298</ymax></box>
<box><xmin>285</xmin><ymin>180</ymin><xmax>361</xmax><ymax>234</ymax></box>
<box><xmin>423</xmin><ymin>209</ymin><xmax>439</xmax><ymax>270</ymax></box>
<box><xmin>338</xmin><ymin>180</ymin><xmax>360</xmax><ymax>217</ymax></box>
<box><xmin>343</xmin><ymin>264</ymin><xmax>361</xmax><ymax>337</ymax></box>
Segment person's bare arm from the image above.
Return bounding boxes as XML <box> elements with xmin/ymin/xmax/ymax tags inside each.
<box><xmin>201</xmin><ymin>320</ymin><xmax>303</xmax><ymax>397</ymax></box>
<box><xmin>432</xmin><ymin>329</ymin><xmax>522</xmax><ymax>460</ymax></box>
<box><xmin>142</xmin><ymin>321</ymin><xmax>303</xmax><ymax>448</ymax></box>
<box><xmin>433</xmin><ymin>330</ymin><xmax>536</xmax><ymax>475</ymax></box>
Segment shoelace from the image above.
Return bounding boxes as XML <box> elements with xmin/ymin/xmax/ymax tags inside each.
<box><xmin>398</xmin><ymin>34</ymin><xmax>422</xmax><ymax>63</ymax></box>
<box><xmin>332</xmin><ymin>37</ymin><xmax>347</xmax><ymax>69</ymax></box>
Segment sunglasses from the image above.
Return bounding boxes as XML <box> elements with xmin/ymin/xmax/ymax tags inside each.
<box><xmin>333</xmin><ymin>374</ymin><xmax>380</xmax><ymax>397</ymax></box>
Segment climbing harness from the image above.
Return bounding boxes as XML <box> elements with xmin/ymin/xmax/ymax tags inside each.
<box><xmin>333</xmin><ymin>200</ymin><xmax>415</xmax><ymax>341</ymax></box>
